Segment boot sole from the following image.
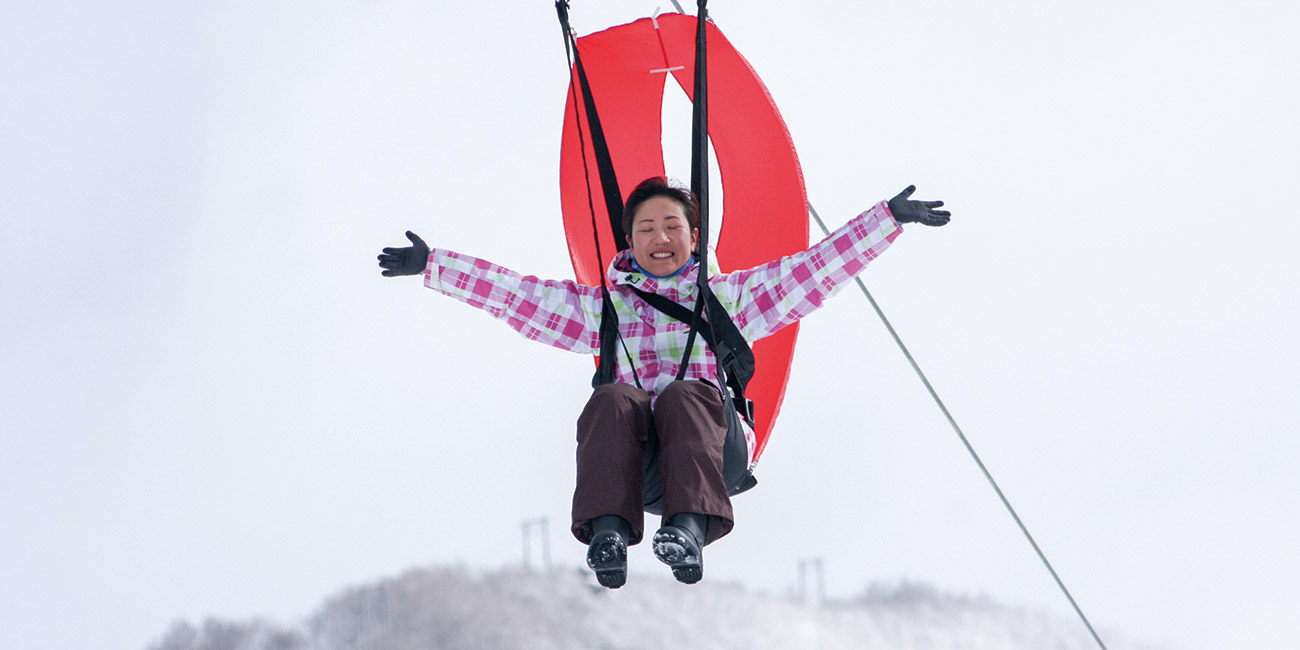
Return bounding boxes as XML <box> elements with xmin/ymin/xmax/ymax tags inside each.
<box><xmin>586</xmin><ymin>532</ymin><xmax>627</xmax><ymax>589</ymax></box>
<box><xmin>652</xmin><ymin>527</ymin><xmax>702</xmax><ymax>584</ymax></box>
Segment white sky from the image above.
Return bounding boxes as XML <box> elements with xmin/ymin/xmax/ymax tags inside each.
<box><xmin>2</xmin><ymin>2</ymin><xmax>1297</xmax><ymax>650</ymax></box>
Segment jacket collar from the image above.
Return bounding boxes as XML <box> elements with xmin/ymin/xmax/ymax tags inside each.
<box><xmin>608</xmin><ymin>249</ymin><xmax>722</xmax><ymax>297</ymax></box>
<box><xmin>609</xmin><ymin>249</ymin><xmax>691</xmax><ymax>292</ymax></box>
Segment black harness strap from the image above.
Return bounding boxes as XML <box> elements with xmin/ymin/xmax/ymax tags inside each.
<box><xmin>631</xmin><ymin>287</ymin><xmax>756</xmax><ymax>426</ymax></box>
<box><xmin>557</xmin><ymin>1</ymin><xmax>637</xmax><ymax>389</ymax></box>
<box><xmin>556</xmin><ymin>2</ymin><xmax>627</xmax><ymax>251</ymax></box>
<box><xmin>675</xmin><ymin>0</ymin><xmax>710</xmax><ymax>383</ymax></box>
<box><xmin>632</xmin><ymin>288</ymin><xmax>716</xmax><ymax>343</ymax></box>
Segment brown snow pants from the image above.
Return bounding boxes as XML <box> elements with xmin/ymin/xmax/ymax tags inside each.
<box><xmin>570</xmin><ymin>380</ymin><xmax>734</xmax><ymax>547</ymax></box>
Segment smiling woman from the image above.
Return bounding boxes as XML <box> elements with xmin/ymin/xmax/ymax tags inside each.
<box><xmin>377</xmin><ymin>174</ymin><xmax>948</xmax><ymax>588</ymax></box>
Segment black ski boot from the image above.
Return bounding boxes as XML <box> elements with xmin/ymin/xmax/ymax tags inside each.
<box><xmin>586</xmin><ymin>515</ymin><xmax>630</xmax><ymax>589</ymax></box>
<box><xmin>653</xmin><ymin>512</ymin><xmax>707</xmax><ymax>584</ymax></box>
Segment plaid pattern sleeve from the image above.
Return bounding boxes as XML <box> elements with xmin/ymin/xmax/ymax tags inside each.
<box><xmin>424</xmin><ymin>248</ymin><xmax>602</xmax><ymax>354</ymax></box>
<box><xmin>715</xmin><ymin>200</ymin><xmax>903</xmax><ymax>341</ymax></box>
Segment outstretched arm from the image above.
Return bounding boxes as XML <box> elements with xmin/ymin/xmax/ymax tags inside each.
<box><xmin>377</xmin><ymin>232</ymin><xmax>603</xmax><ymax>354</ymax></box>
<box><xmin>715</xmin><ymin>186</ymin><xmax>950</xmax><ymax>341</ymax></box>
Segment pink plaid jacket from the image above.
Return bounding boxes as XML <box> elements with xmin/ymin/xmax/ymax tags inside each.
<box><xmin>424</xmin><ymin>201</ymin><xmax>902</xmax><ymax>459</ymax></box>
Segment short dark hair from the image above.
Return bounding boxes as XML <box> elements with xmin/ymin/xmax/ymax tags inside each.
<box><xmin>622</xmin><ymin>176</ymin><xmax>700</xmax><ymax>240</ymax></box>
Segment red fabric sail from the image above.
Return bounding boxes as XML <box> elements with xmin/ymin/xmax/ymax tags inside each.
<box><xmin>559</xmin><ymin>13</ymin><xmax>808</xmax><ymax>464</ymax></box>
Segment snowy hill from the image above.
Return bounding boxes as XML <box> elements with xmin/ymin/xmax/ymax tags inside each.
<box><xmin>145</xmin><ymin>565</ymin><xmax>1164</xmax><ymax>650</ymax></box>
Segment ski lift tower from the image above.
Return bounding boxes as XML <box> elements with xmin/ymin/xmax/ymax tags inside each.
<box><xmin>521</xmin><ymin>516</ymin><xmax>552</xmax><ymax>572</ymax></box>
<box><xmin>798</xmin><ymin>557</ymin><xmax>826</xmax><ymax>608</ymax></box>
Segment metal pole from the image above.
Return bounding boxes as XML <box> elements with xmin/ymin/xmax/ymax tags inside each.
<box><xmin>797</xmin><ymin>559</ymin><xmax>807</xmax><ymax>602</ymax></box>
<box><xmin>541</xmin><ymin>516</ymin><xmax>552</xmax><ymax>572</ymax></box>
<box><xmin>815</xmin><ymin>558</ymin><xmax>825</xmax><ymax>607</ymax></box>
<box><xmin>521</xmin><ymin>520</ymin><xmax>533</xmax><ymax>570</ymax></box>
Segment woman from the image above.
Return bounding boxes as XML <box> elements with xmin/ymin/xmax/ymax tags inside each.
<box><xmin>378</xmin><ymin>177</ymin><xmax>950</xmax><ymax>588</ymax></box>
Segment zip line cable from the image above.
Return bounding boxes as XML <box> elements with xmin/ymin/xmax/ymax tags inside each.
<box><xmin>808</xmin><ymin>204</ymin><xmax>1110</xmax><ymax>650</ymax></box>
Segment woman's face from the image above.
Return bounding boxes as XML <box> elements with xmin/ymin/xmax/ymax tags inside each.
<box><xmin>627</xmin><ymin>196</ymin><xmax>699</xmax><ymax>277</ymax></box>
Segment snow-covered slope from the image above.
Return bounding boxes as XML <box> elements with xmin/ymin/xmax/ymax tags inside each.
<box><xmin>147</xmin><ymin>566</ymin><xmax>1164</xmax><ymax>650</ymax></box>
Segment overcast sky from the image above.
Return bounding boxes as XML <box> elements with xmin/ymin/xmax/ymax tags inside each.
<box><xmin>3</xmin><ymin>2</ymin><xmax>1297</xmax><ymax>650</ymax></box>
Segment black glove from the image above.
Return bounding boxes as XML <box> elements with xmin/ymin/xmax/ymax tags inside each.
<box><xmin>888</xmin><ymin>185</ymin><xmax>951</xmax><ymax>227</ymax></box>
<box><xmin>377</xmin><ymin>231</ymin><xmax>430</xmax><ymax>277</ymax></box>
